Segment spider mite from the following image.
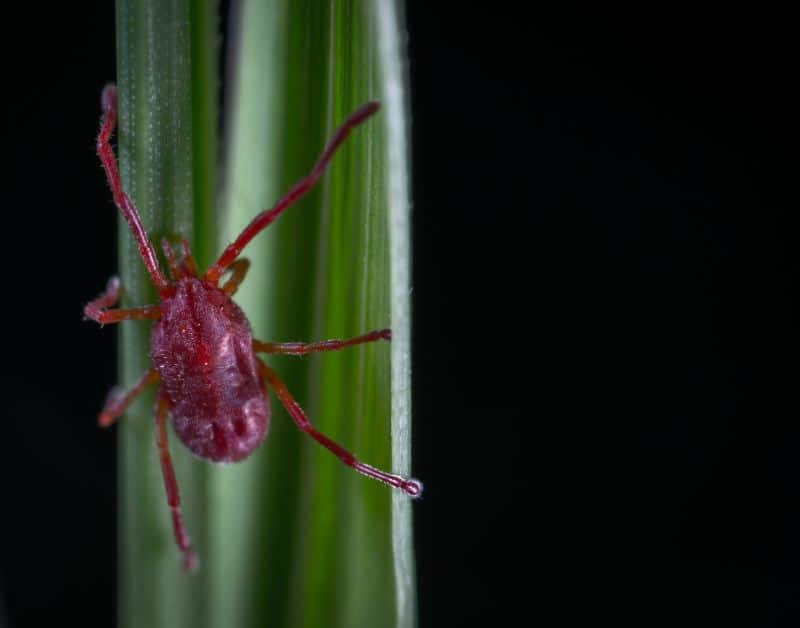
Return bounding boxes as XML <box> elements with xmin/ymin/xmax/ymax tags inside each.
<box><xmin>86</xmin><ymin>83</ymin><xmax>422</xmax><ymax>571</ymax></box>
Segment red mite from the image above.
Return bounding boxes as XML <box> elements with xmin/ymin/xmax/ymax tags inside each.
<box><xmin>86</xmin><ymin>84</ymin><xmax>422</xmax><ymax>571</ymax></box>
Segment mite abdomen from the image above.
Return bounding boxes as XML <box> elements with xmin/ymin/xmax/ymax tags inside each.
<box><xmin>171</xmin><ymin>394</ymin><xmax>270</xmax><ymax>463</ymax></box>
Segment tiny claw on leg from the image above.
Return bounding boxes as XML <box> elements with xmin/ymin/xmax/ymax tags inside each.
<box><xmin>182</xmin><ymin>550</ymin><xmax>199</xmax><ymax>573</ymax></box>
<box><xmin>101</xmin><ymin>83</ymin><xmax>117</xmax><ymax>112</ymax></box>
<box><xmin>404</xmin><ymin>478</ymin><xmax>424</xmax><ymax>498</ymax></box>
<box><xmin>353</xmin><ymin>461</ymin><xmax>424</xmax><ymax>497</ymax></box>
<box><xmin>98</xmin><ymin>369</ymin><xmax>159</xmax><ymax>427</ymax></box>
<box><xmin>103</xmin><ymin>275</ymin><xmax>121</xmax><ymax>300</ymax></box>
<box><xmin>99</xmin><ymin>386</ymin><xmax>125</xmax><ymax>427</ymax></box>
<box><xmin>84</xmin><ymin>275</ymin><xmax>121</xmax><ymax>323</ymax></box>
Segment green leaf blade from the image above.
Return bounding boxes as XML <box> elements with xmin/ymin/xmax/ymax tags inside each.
<box><xmin>115</xmin><ymin>1</ymin><xmax>218</xmax><ymax>628</ymax></box>
<box><xmin>221</xmin><ymin>1</ymin><xmax>416</xmax><ymax>627</ymax></box>
<box><xmin>115</xmin><ymin>1</ymin><xmax>415</xmax><ymax>626</ymax></box>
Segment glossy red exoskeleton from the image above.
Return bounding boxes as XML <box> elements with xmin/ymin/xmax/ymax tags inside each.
<box><xmin>86</xmin><ymin>84</ymin><xmax>422</xmax><ymax>571</ymax></box>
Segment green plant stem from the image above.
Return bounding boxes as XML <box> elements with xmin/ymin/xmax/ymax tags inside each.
<box><xmin>373</xmin><ymin>3</ymin><xmax>417</xmax><ymax>626</ymax></box>
<box><xmin>116</xmin><ymin>1</ymin><xmax>217</xmax><ymax>627</ymax></box>
<box><xmin>114</xmin><ymin>1</ymin><xmax>415</xmax><ymax>627</ymax></box>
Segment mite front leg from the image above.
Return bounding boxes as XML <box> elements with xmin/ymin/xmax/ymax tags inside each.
<box><xmin>179</xmin><ymin>239</ymin><xmax>199</xmax><ymax>277</ymax></box>
<box><xmin>160</xmin><ymin>238</ymin><xmax>184</xmax><ymax>281</ymax></box>
<box><xmin>98</xmin><ymin>369</ymin><xmax>159</xmax><ymax>427</ymax></box>
<box><xmin>154</xmin><ymin>390</ymin><xmax>198</xmax><ymax>572</ymax></box>
<box><xmin>84</xmin><ymin>276</ymin><xmax>161</xmax><ymax>325</ymax></box>
<box><xmin>253</xmin><ymin>329</ymin><xmax>390</xmax><ymax>356</ymax></box>
<box><xmin>97</xmin><ymin>85</ymin><xmax>170</xmax><ymax>295</ymax></box>
<box><xmin>204</xmin><ymin>102</ymin><xmax>380</xmax><ymax>284</ymax></box>
<box><xmin>221</xmin><ymin>258</ymin><xmax>251</xmax><ymax>296</ymax></box>
<box><xmin>258</xmin><ymin>360</ymin><xmax>422</xmax><ymax>497</ymax></box>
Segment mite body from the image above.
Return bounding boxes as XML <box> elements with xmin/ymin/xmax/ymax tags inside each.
<box><xmin>86</xmin><ymin>84</ymin><xmax>421</xmax><ymax>571</ymax></box>
<box><xmin>151</xmin><ymin>276</ymin><xmax>269</xmax><ymax>463</ymax></box>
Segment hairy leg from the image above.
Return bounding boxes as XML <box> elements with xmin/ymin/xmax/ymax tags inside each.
<box><xmin>98</xmin><ymin>369</ymin><xmax>159</xmax><ymax>427</ymax></box>
<box><xmin>84</xmin><ymin>276</ymin><xmax>161</xmax><ymax>324</ymax></box>
<box><xmin>97</xmin><ymin>85</ymin><xmax>170</xmax><ymax>295</ymax></box>
<box><xmin>258</xmin><ymin>360</ymin><xmax>422</xmax><ymax>497</ymax></box>
<box><xmin>253</xmin><ymin>329</ymin><xmax>390</xmax><ymax>356</ymax></box>
<box><xmin>154</xmin><ymin>390</ymin><xmax>198</xmax><ymax>572</ymax></box>
<box><xmin>205</xmin><ymin>102</ymin><xmax>381</xmax><ymax>284</ymax></box>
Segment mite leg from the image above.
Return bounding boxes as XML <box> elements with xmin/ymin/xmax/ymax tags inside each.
<box><xmin>179</xmin><ymin>239</ymin><xmax>199</xmax><ymax>277</ymax></box>
<box><xmin>160</xmin><ymin>238</ymin><xmax>184</xmax><ymax>281</ymax></box>
<box><xmin>154</xmin><ymin>390</ymin><xmax>198</xmax><ymax>572</ymax></box>
<box><xmin>84</xmin><ymin>276</ymin><xmax>161</xmax><ymax>324</ymax></box>
<box><xmin>98</xmin><ymin>368</ymin><xmax>159</xmax><ymax>427</ymax></box>
<box><xmin>258</xmin><ymin>360</ymin><xmax>422</xmax><ymax>497</ymax></box>
<box><xmin>253</xmin><ymin>329</ymin><xmax>390</xmax><ymax>356</ymax></box>
<box><xmin>205</xmin><ymin>101</ymin><xmax>381</xmax><ymax>284</ymax></box>
<box><xmin>221</xmin><ymin>259</ymin><xmax>251</xmax><ymax>296</ymax></box>
<box><xmin>97</xmin><ymin>84</ymin><xmax>170</xmax><ymax>295</ymax></box>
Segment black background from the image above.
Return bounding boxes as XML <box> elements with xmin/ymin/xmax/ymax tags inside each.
<box><xmin>1</xmin><ymin>3</ymin><xmax>797</xmax><ymax>627</ymax></box>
